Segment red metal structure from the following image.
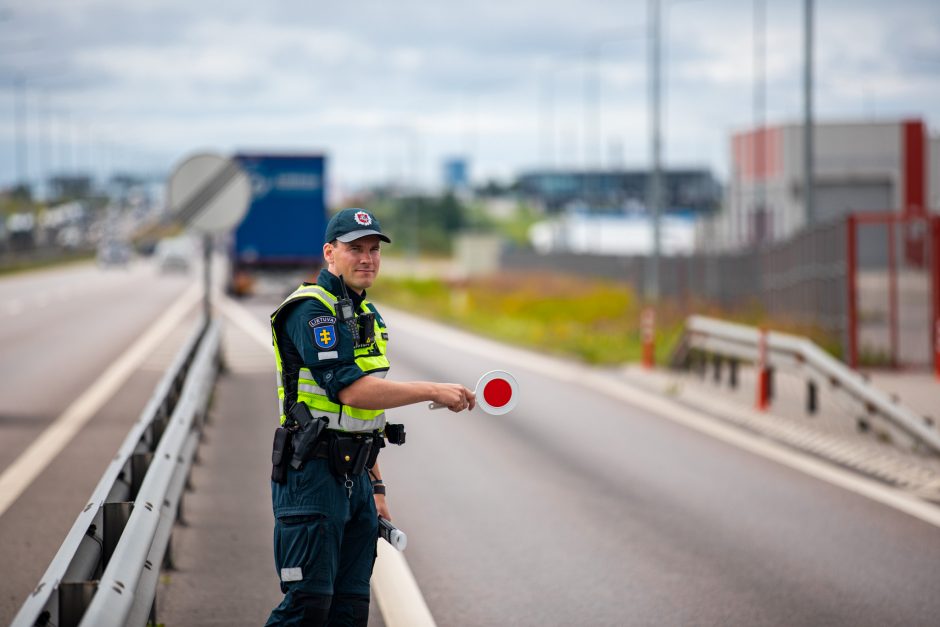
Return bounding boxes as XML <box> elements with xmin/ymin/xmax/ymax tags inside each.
<box><xmin>845</xmin><ymin>212</ymin><xmax>940</xmax><ymax>375</ymax></box>
<box><xmin>934</xmin><ymin>218</ymin><xmax>940</xmax><ymax>379</ymax></box>
<box><xmin>641</xmin><ymin>307</ymin><xmax>656</xmax><ymax>369</ymax></box>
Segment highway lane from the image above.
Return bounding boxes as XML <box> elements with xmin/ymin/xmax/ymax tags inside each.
<box><xmin>378</xmin><ymin>308</ymin><xmax>940</xmax><ymax>627</ymax></box>
<box><xmin>0</xmin><ymin>262</ymin><xmax>194</xmax><ymax>470</ymax></box>
<box><xmin>158</xmin><ymin>296</ymin><xmax>940</xmax><ymax>627</ymax></box>
<box><xmin>0</xmin><ymin>260</ymin><xmax>199</xmax><ymax>623</ymax></box>
<box><xmin>0</xmin><ymin>263</ymin><xmax>198</xmax><ymax>469</ymax></box>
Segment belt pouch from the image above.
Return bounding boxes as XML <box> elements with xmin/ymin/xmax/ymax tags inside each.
<box><xmin>384</xmin><ymin>423</ymin><xmax>407</xmax><ymax>445</ymax></box>
<box><xmin>271</xmin><ymin>427</ymin><xmax>292</xmax><ymax>484</ymax></box>
<box><xmin>328</xmin><ymin>435</ymin><xmax>362</xmax><ymax>477</ymax></box>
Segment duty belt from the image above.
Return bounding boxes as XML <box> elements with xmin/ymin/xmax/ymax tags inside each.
<box><xmin>309</xmin><ymin>433</ymin><xmax>375</xmax><ymax>460</ymax></box>
<box><xmin>313</xmin><ymin>431</ymin><xmax>383</xmax><ymax>478</ymax></box>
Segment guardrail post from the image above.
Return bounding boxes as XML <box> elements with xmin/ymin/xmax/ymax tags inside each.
<box><xmin>712</xmin><ymin>354</ymin><xmax>722</xmax><ymax>383</ymax></box>
<box><xmin>103</xmin><ymin>502</ymin><xmax>133</xmax><ymax>568</ymax></box>
<box><xmin>807</xmin><ymin>380</ymin><xmax>817</xmax><ymax>415</ymax></box>
<box><xmin>59</xmin><ymin>581</ymin><xmax>97</xmax><ymax>627</ymax></box>
<box><xmin>641</xmin><ymin>307</ymin><xmax>655</xmax><ymax>369</ymax></box>
<box><xmin>130</xmin><ymin>452</ymin><xmax>153</xmax><ymax>499</ymax></box>
<box><xmin>164</xmin><ymin>535</ymin><xmax>177</xmax><ymax>571</ymax></box>
<box><xmin>695</xmin><ymin>351</ymin><xmax>706</xmax><ymax>379</ymax></box>
<box><xmin>729</xmin><ymin>358</ymin><xmax>738</xmax><ymax>389</ymax></box>
<box><xmin>151</xmin><ymin>407</ymin><xmax>167</xmax><ymax>449</ymax></box>
<box><xmin>756</xmin><ymin>328</ymin><xmax>769</xmax><ymax>411</ymax></box>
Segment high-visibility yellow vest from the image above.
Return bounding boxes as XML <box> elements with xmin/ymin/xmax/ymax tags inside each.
<box><xmin>271</xmin><ymin>283</ymin><xmax>390</xmax><ymax>432</ymax></box>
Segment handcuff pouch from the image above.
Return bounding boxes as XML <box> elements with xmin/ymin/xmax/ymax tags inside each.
<box><xmin>271</xmin><ymin>427</ymin><xmax>292</xmax><ymax>484</ymax></box>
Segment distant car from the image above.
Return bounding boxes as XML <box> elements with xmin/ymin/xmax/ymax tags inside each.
<box><xmin>97</xmin><ymin>239</ymin><xmax>132</xmax><ymax>267</ymax></box>
<box><xmin>155</xmin><ymin>236</ymin><xmax>194</xmax><ymax>273</ymax></box>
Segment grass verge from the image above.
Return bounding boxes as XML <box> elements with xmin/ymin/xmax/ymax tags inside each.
<box><xmin>0</xmin><ymin>251</ymin><xmax>95</xmax><ymax>277</ymax></box>
<box><xmin>370</xmin><ymin>271</ymin><xmax>841</xmax><ymax>366</ymax></box>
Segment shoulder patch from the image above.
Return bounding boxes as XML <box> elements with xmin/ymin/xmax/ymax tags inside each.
<box><xmin>308</xmin><ymin>315</ymin><xmax>337</xmax><ymax>327</ymax></box>
<box><xmin>313</xmin><ymin>323</ymin><xmax>338</xmax><ymax>350</ymax></box>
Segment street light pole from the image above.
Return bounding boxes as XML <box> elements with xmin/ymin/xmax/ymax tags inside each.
<box><xmin>14</xmin><ymin>74</ymin><xmax>27</xmax><ymax>188</ymax></box>
<box><xmin>754</xmin><ymin>0</ymin><xmax>767</xmax><ymax>225</ymax></box>
<box><xmin>539</xmin><ymin>69</ymin><xmax>556</xmax><ymax>168</ymax></box>
<box><xmin>803</xmin><ymin>0</ymin><xmax>815</xmax><ymax>227</ymax></box>
<box><xmin>583</xmin><ymin>45</ymin><xmax>601</xmax><ymax>169</ymax></box>
<box><xmin>646</xmin><ymin>0</ymin><xmax>663</xmax><ymax>300</ymax></box>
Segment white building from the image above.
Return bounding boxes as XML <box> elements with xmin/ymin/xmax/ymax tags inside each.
<box><xmin>699</xmin><ymin>118</ymin><xmax>938</xmax><ymax>252</ymax></box>
<box><xmin>529</xmin><ymin>213</ymin><xmax>696</xmax><ymax>256</ymax></box>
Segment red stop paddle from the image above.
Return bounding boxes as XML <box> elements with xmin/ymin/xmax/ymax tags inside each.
<box><xmin>428</xmin><ymin>370</ymin><xmax>519</xmax><ymax>415</ymax></box>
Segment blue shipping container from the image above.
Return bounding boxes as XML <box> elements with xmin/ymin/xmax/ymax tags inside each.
<box><xmin>232</xmin><ymin>154</ymin><xmax>327</xmax><ymax>266</ymax></box>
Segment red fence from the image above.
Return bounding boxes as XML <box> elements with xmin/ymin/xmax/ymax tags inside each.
<box><xmin>503</xmin><ymin>211</ymin><xmax>940</xmax><ymax>374</ymax></box>
<box><xmin>846</xmin><ymin>213</ymin><xmax>940</xmax><ymax>373</ymax></box>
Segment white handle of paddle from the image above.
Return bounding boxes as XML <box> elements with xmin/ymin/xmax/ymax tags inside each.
<box><xmin>428</xmin><ymin>401</ymin><xmax>446</xmax><ymax>410</ymax></box>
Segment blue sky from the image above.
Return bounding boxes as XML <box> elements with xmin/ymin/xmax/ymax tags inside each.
<box><xmin>1</xmin><ymin>0</ymin><xmax>938</xmax><ymax>195</ymax></box>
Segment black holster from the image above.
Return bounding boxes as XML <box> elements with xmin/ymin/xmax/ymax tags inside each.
<box><xmin>271</xmin><ymin>426</ymin><xmax>292</xmax><ymax>484</ymax></box>
<box><xmin>289</xmin><ymin>402</ymin><xmax>328</xmax><ymax>470</ymax></box>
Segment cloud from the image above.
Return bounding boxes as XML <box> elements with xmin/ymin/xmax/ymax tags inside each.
<box><xmin>0</xmin><ymin>0</ymin><xmax>938</xmax><ymax>188</ymax></box>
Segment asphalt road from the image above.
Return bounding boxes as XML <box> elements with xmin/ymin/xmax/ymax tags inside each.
<box><xmin>0</xmin><ymin>260</ymin><xmax>198</xmax><ymax>623</ymax></box>
<box><xmin>378</xmin><ymin>309</ymin><xmax>940</xmax><ymax>627</ymax></box>
<box><xmin>4</xmin><ymin>274</ymin><xmax>940</xmax><ymax>627</ymax></box>
<box><xmin>161</xmin><ymin>295</ymin><xmax>940</xmax><ymax>627</ymax></box>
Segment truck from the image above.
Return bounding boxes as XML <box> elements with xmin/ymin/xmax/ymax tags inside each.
<box><xmin>228</xmin><ymin>153</ymin><xmax>328</xmax><ymax>296</ymax></box>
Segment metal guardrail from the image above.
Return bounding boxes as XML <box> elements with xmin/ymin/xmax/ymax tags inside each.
<box><xmin>11</xmin><ymin>316</ymin><xmax>221</xmax><ymax>627</ymax></box>
<box><xmin>673</xmin><ymin>315</ymin><xmax>940</xmax><ymax>458</ymax></box>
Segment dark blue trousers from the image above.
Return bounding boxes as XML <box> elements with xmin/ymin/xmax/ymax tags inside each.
<box><xmin>266</xmin><ymin>458</ymin><xmax>377</xmax><ymax>626</ymax></box>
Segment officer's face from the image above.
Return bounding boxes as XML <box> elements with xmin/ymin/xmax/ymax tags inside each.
<box><xmin>325</xmin><ymin>235</ymin><xmax>382</xmax><ymax>293</ymax></box>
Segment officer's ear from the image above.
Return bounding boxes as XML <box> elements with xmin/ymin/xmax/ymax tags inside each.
<box><xmin>323</xmin><ymin>240</ymin><xmax>337</xmax><ymax>264</ymax></box>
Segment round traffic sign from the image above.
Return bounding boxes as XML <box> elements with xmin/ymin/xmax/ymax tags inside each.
<box><xmin>428</xmin><ymin>369</ymin><xmax>519</xmax><ymax>415</ymax></box>
<box><xmin>475</xmin><ymin>370</ymin><xmax>518</xmax><ymax>415</ymax></box>
<box><xmin>167</xmin><ymin>152</ymin><xmax>251</xmax><ymax>234</ymax></box>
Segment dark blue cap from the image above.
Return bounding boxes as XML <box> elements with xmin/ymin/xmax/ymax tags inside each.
<box><xmin>324</xmin><ymin>208</ymin><xmax>391</xmax><ymax>244</ymax></box>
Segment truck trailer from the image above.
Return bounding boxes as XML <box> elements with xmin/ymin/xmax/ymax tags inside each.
<box><xmin>228</xmin><ymin>153</ymin><xmax>328</xmax><ymax>296</ymax></box>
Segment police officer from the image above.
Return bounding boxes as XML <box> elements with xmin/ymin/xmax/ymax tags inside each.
<box><xmin>266</xmin><ymin>207</ymin><xmax>475</xmax><ymax>626</ymax></box>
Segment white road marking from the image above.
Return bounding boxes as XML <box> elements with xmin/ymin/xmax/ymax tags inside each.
<box><xmin>216</xmin><ymin>296</ymin><xmax>437</xmax><ymax>627</ymax></box>
<box><xmin>383</xmin><ymin>306</ymin><xmax>940</xmax><ymax>530</ymax></box>
<box><xmin>0</xmin><ymin>283</ymin><xmax>202</xmax><ymax>519</ymax></box>
<box><xmin>372</xmin><ymin>541</ymin><xmax>436</xmax><ymax>627</ymax></box>
<box><xmin>216</xmin><ymin>296</ymin><xmax>272</xmax><ymax>350</ymax></box>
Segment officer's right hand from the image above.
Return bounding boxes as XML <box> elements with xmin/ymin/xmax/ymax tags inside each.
<box><xmin>432</xmin><ymin>383</ymin><xmax>476</xmax><ymax>413</ymax></box>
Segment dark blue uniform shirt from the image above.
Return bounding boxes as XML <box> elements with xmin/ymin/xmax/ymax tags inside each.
<box><xmin>276</xmin><ymin>269</ymin><xmax>369</xmax><ymax>406</ymax></box>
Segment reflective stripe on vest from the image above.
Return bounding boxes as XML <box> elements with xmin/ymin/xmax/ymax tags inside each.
<box><xmin>271</xmin><ymin>283</ymin><xmax>390</xmax><ymax>432</ymax></box>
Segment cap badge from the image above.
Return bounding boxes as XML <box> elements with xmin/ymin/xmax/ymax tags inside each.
<box><xmin>354</xmin><ymin>211</ymin><xmax>372</xmax><ymax>226</ymax></box>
